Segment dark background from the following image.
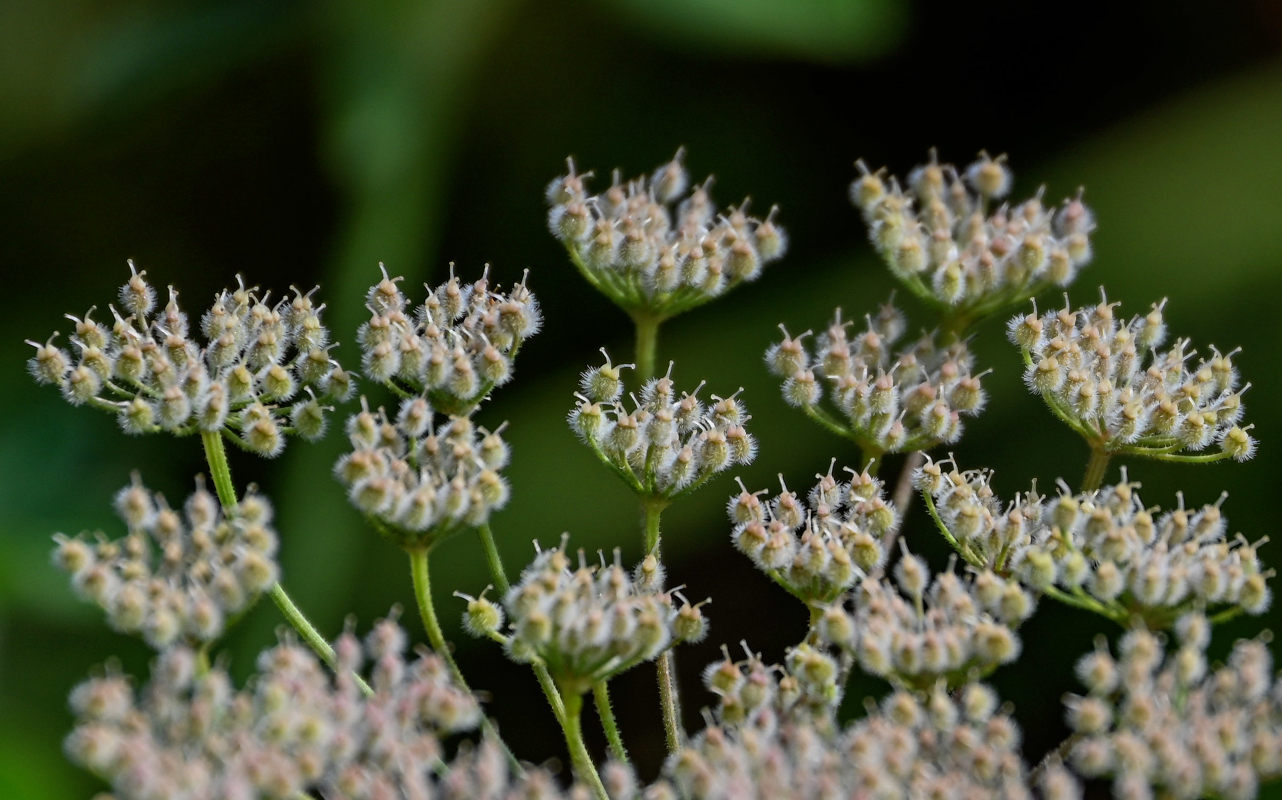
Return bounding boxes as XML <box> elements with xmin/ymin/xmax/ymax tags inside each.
<box><xmin>3</xmin><ymin>0</ymin><xmax>1281</xmax><ymax>795</ymax></box>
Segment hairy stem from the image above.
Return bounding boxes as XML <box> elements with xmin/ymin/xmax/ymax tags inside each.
<box><xmin>201</xmin><ymin>431</ymin><xmax>372</xmax><ymax>695</ymax></box>
<box><xmin>1082</xmin><ymin>446</ymin><xmax>1111</xmax><ymax>492</ymax></box>
<box><xmin>408</xmin><ymin>547</ymin><xmax>520</xmax><ymax>773</ymax></box>
<box><xmin>561</xmin><ymin>690</ymin><xmax>609</xmax><ymax>799</ymax></box>
<box><xmin>641</xmin><ymin>501</ymin><xmax>684</xmax><ymax>752</ymax></box>
<box><xmin>633</xmin><ymin>312</ymin><xmax>661</xmax><ymax>383</ymax></box>
<box><xmin>477</xmin><ymin>523</ymin><xmax>511</xmax><ymax>595</ymax></box>
<box><xmin>593</xmin><ymin>680</ymin><xmax>629</xmax><ymax>763</ymax></box>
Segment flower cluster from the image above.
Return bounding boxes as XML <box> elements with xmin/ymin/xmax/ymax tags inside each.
<box><xmin>653</xmin><ymin>682</ymin><xmax>1077</xmax><ymax>800</ymax></box>
<box><xmin>917</xmin><ymin>457</ymin><xmax>1272</xmax><ymax>627</ymax></box>
<box><xmin>701</xmin><ymin>642</ymin><xmax>842</xmax><ymax>728</ymax></box>
<box><xmin>335</xmin><ymin>398</ymin><xmax>510</xmax><ymax>550</ymax></box>
<box><xmin>52</xmin><ymin>475</ymin><xmax>278</xmax><ymax>649</ymax></box>
<box><xmin>851</xmin><ymin>152</ymin><xmax>1094</xmax><ymax>321</ymax></box>
<box><xmin>358</xmin><ymin>264</ymin><xmax>541</xmax><ymax>416</ymax></box>
<box><xmin>817</xmin><ymin>551</ymin><xmax>1034</xmax><ymax>688</ymax></box>
<box><xmin>27</xmin><ymin>262</ymin><xmax>351</xmax><ymax>456</ymax></box>
<box><xmin>546</xmin><ymin>150</ymin><xmax>787</xmax><ymax>320</ymax></box>
<box><xmin>65</xmin><ymin>617</ymin><xmax>484</xmax><ymax>800</ymax></box>
<box><xmin>497</xmin><ymin>541</ymin><xmax>703</xmax><ymax>695</ymax></box>
<box><xmin>570</xmin><ymin>355</ymin><xmax>755</xmax><ymax>502</ymax></box>
<box><xmin>1009</xmin><ymin>294</ymin><xmax>1255</xmax><ymax>462</ymax></box>
<box><xmin>1066</xmin><ymin>620</ymin><xmax>1282</xmax><ymax>799</ymax></box>
<box><xmin>727</xmin><ymin>461</ymin><xmax>896</xmax><ymax>605</ymax></box>
<box><xmin>765</xmin><ymin>304</ymin><xmax>985</xmax><ymax>455</ymax></box>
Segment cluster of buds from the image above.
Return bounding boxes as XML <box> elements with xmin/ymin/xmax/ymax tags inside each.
<box><xmin>335</xmin><ymin>398</ymin><xmax>510</xmax><ymax>551</ymax></box>
<box><xmin>1009</xmin><ymin>294</ymin><xmax>1255</xmax><ymax>462</ymax></box>
<box><xmin>818</xmin><ymin>550</ymin><xmax>1033</xmax><ymax>689</ymax></box>
<box><xmin>918</xmin><ymin>457</ymin><xmax>1272</xmax><ymax>627</ymax></box>
<box><xmin>727</xmin><ymin>461</ymin><xmax>896</xmax><ymax>606</ymax></box>
<box><xmin>65</xmin><ymin>616</ymin><xmax>482</xmax><ymax>800</ymax></box>
<box><xmin>358</xmin><ymin>264</ymin><xmax>541</xmax><ymax>415</ymax></box>
<box><xmin>52</xmin><ymin>475</ymin><xmax>277</xmax><ymax>649</ymax></box>
<box><xmin>1066</xmin><ymin>620</ymin><xmax>1282</xmax><ymax>799</ymax></box>
<box><xmin>27</xmin><ymin>262</ymin><xmax>351</xmax><ymax>457</ymax></box>
<box><xmin>569</xmin><ymin>355</ymin><xmax>755</xmax><ymax>502</ymax></box>
<box><xmin>496</xmin><ymin>540</ymin><xmax>703</xmax><ymax>695</ymax></box>
<box><xmin>851</xmin><ymin>151</ymin><xmax>1094</xmax><ymax>321</ymax></box>
<box><xmin>701</xmin><ymin>642</ymin><xmax>842</xmax><ymax>730</ymax></box>
<box><xmin>546</xmin><ymin>150</ymin><xmax>787</xmax><ymax>320</ymax></box>
<box><xmin>654</xmin><ymin>682</ymin><xmax>1077</xmax><ymax>800</ymax></box>
<box><xmin>436</xmin><ymin>735</ymin><xmax>606</xmax><ymax>799</ymax></box>
<box><xmin>766</xmin><ymin>304</ymin><xmax>985</xmax><ymax>455</ymax></box>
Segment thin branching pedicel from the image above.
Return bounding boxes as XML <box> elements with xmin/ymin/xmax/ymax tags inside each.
<box><xmin>53</xmin><ymin>474</ymin><xmax>278</xmax><ymax>650</ymax></box>
<box><xmin>27</xmin><ymin>262</ymin><xmax>352</xmax><ymax>457</ymax></box>
<box><xmin>852</xmin><ymin>151</ymin><xmax>1094</xmax><ymax>328</ymax></box>
<box><xmin>1010</xmin><ymin>293</ymin><xmax>1255</xmax><ymax>473</ymax></box>
<box><xmin>918</xmin><ymin>457</ymin><xmax>1272</xmax><ymax>629</ymax></box>
<box><xmin>358</xmin><ymin>264</ymin><xmax>540</xmax><ymax>416</ymax></box>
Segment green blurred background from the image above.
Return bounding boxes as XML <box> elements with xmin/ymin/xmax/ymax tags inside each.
<box><xmin>3</xmin><ymin>0</ymin><xmax>1282</xmax><ymax>795</ymax></box>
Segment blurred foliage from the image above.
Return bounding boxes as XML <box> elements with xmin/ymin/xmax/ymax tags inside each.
<box><xmin>2</xmin><ymin>0</ymin><xmax>1282</xmax><ymax>796</ymax></box>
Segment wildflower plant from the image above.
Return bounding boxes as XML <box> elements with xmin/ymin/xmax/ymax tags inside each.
<box><xmin>34</xmin><ymin>149</ymin><xmax>1282</xmax><ymax>800</ymax></box>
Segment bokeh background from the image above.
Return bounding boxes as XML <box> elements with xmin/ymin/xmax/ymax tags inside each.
<box><xmin>3</xmin><ymin>0</ymin><xmax>1282</xmax><ymax>795</ymax></box>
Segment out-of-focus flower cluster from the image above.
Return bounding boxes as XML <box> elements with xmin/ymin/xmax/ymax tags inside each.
<box><xmin>27</xmin><ymin>263</ymin><xmax>351</xmax><ymax>457</ymax></box>
<box><xmin>52</xmin><ymin>475</ymin><xmax>277</xmax><ymax>650</ymax></box>
<box><xmin>1066</xmin><ymin>619</ymin><xmax>1282</xmax><ymax>800</ymax></box>
<box><xmin>496</xmin><ymin>541</ymin><xmax>703</xmax><ymax>695</ymax></box>
<box><xmin>917</xmin><ymin>457</ymin><xmax>1271</xmax><ymax>627</ymax></box>
<box><xmin>851</xmin><ymin>152</ymin><xmax>1094</xmax><ymax>321</ymax></box>
<box><xmin>569</xmin><ymin>355</ymin><xmax>755</xmax><ymax>501</ymax></box>
<box><xmin>727</xmin><ymin>462</ymin><xmax>896</xmax><ymax>605</ymax></box>
<box><xmin>358</xmin><ymin>265</ymin><xmax>541</xmax><ymax>416</ymax></box>
<box><xmin>765</xmin><ymin>304</ymin><xmax>985</xmax><ymax>455</ymax></box>
<box><xmin>335</xmin><ymin>398</ymin><xmax>510</xmax><ymax>551</ymax></box>
<box><xmin>817</xmin><ymin>551</ymin><xmax>1034</xmax><ymax>689</ymax></box>
<box><xmin>1009</xmin><ymin>295</ymin><xmax>1254</xmax><ymax>462</ymax></box>
<box><xmin>546</xmin><ymin>150</ymin><xmax>786</xmax><ymax>320</ymax></box>
<box><xmin>700</xmin><ymin>642</ymin><xmax>842</xmax><ymax>728</ymax></box>
<box><xmin>64</xmin><ymin>617</ymin><xmax>493</xmax><ymax>800</ymax></box>
<box><xmin>651</xmin><ymin>681</ymin><xmax>1078</xmax><ymax>800</ymax></box>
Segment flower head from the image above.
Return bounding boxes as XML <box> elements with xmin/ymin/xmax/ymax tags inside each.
<box><xmin>547</xmin><ymin>150</ymin><xmax>787</xmax><ymax>321</ymax></box>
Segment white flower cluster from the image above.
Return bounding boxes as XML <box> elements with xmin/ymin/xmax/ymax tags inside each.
<box><xmin>652</xmin><ymin>682</ymin><xmax>1078</xmax><ymax>800</ymax></box>
<box><xmin>701</xmin><ymin>642</ymin><xmax>843</xmax><ymax>728</ymax></box>
<box><xmin>727</xmin><ymin>462</ymin><xmax>896</xmax><ymax>605</ymax></box>
<box><xmin>65</xmin><ymin>617</ymin><xmax>485</xmax><ymax>800</ymax></box>
<box><xmin>358</xmin><ymin>264</ymin><xmax>541</xmax><ymax>416</ymax></box>
<box><xmin>569</xmin><ymin>355</ymin><xmax>755</xmax><ymax>501</ymax></box>
<box><xmin>546</xmin><ymin>150</ymin><xmax>786</xmax><ymax>319</ymax></box>
<box><xmin>851</xmin><ymin>152</ymin><xmax>1094</xmax><ymax>318</ymax></box>
<box><xmin>500</xmin><ymin>542</ymin><xmax>702</xmax><ymax>694</ymax></box>
<box><xmin>27</xmin><ymin>262</ymin><xmax>351</xmax><ymax>456</ymax></box>
<box><xmin>335</xmin><ymin>398</ymin><xmax>510</xmax><ymax>550</ymax></box>
<box><xmin>765</xmin><ymin>304</ymin><xmax>985</xmax><ymax>454</ymax></box>
<box><xmin>1009</xmin><ymin>294</ymin><xmax>1255</xmax><ymax>461</ymax></box>
<box><xmin>917</xmin><ymin>457</ymin><xmax>1272</xmax><ymax>627</ymax></box>
<box><xmin>1067</xmin><ymin>620</ymin><xmax>1282</xmax><ymax>800</ymax></box>
<box><xmin>52</xmin><ymin>475</ymin><xmax>277</xmax><ymax>649</ymax></box>
<box><xmin>818</xmin><ymin>550</ymin><xmax>1034</xmax><ymax>688</ymax></box>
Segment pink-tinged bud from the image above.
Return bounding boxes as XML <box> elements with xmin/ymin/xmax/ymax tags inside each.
<box><xmin>965</xmin><ymin>153</ymin><xmax>1011</xmax><ymax>200</ymax></box>
<box><xmin>783</xmin><ymin>369</ymin><xmax>820</xmax><ymax>407</ymax></box>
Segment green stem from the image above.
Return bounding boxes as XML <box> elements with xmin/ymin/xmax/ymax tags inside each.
<box><xmin>200</xmin><ymin>430</ymin><xmax>239</xmax><ymax>511</ymax></box>
<box><xmin>1082</xmin><ymin>447</ymin><xmax>1111</xmax><ymax>492</ymax></box>
<box><xmin>561</xmin><ymin>690</ymin><xmax>609</xmax><ymax>799</ymax></box>
<box><xmin>643</xmin><ymin>500</ymin><xmax>665</xmax><ymax>555</ymax></box>
<box><xmin>201</xmin><ymin>430</ymin><xmax>373</xmax><ymax>696</ymax></box>
<box><xmin>533</xmin><ymin>661</ymin><xmax>568</xmax><ymax>727</ymax></box>
<box><xmin>640</xmin><ymin>501</ymin><xmax>683</xmax><ymax>753</ymax></box>
<box><xmin>408</xmin><ymin>547</ymin><xmax>520</xmax><ymax>773</ymax></box>
<box><xmin>477</xmin><ymin>523</ymin><xmax>511</xmax><ymax>595</ymax></box>
<box><xmin>593</xmin><ymin>680</ymin><xmax>629</xmax><ymax>763</ymax></box>
<box><xmin>633</xmin><ymin>312</ymin><xmax>661</xmax><ymax>383</ymax></box>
